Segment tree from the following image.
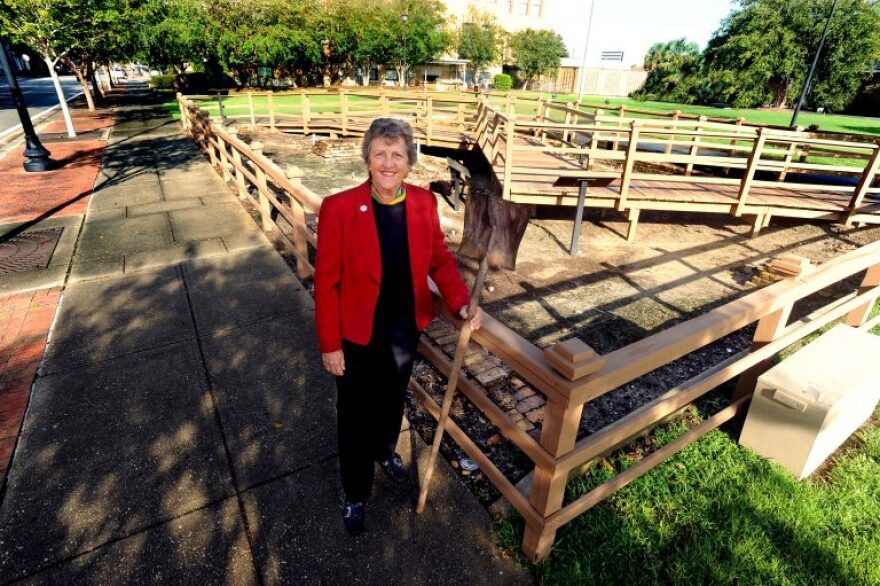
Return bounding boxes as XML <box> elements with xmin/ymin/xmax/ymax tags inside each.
<box><xmin>632</xmin><ymin>38</ymin><xmax>703</xmax><ymax>103</ymax></box>
<box><xmin>1</xmin><ymin>0</ymin><xmax>128</xmax><ymax>133</ymax></box>
<box><xmin>456</xmin><ymin>7</ymin><xmax>502</xmax><ymax>89</ymax></box>
<box><xmin>509</xmin><ymin>28</ymin><xmax>567</xmax><ymax>90</ymax></box>
<box><xmin>137</xmin><ymin>0</ymin><xmax>217</xmax><ymax>77</ymax></box>
<box><xmin>212</xmin><ymin>0</ymin><xmax>317</xmax><ymax>86</ymax></box>
<box><xmin>385</xmin><ymin>0</ymin><xmax>450</xmax><ymax>87</ymax></box>
<box><xmin>703</xmin><ymin>0</ymin><xmax>880</xmax><ymax>110</ymax></box>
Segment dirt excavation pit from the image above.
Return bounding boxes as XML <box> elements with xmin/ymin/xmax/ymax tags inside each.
<box><xmin>237</xmin><ymin>128</ymin><xmax>880</xmax><ymax>504</ymax></box>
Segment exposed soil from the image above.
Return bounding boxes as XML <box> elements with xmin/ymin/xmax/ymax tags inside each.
<box><xmin>237</xmin><ymin>127</ymin><xmax>880</xmax><ymax>506</ymax></box>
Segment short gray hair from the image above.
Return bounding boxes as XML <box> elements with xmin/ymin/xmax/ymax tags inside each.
<box><xmin>361</xmin><ymin>118</ymin><xmax>417</xmax><ymax>166</ymax></box>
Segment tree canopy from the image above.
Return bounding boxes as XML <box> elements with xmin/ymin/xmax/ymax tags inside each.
<box><xmin>509</xmin><ymin>28</ymin><xmax>567</xmax><ymax>90</ymax></box>
<box><xmin>639</xmin><ymin>0</ymin><xmax>880</xmax><ymax>111</ymax></box>
<box><xmin>633</xmin><ymin>38</ymin><xmax>702</xmax><ymax>103</ymax></box>
<box><xmin>455</xmin><ymin>7</ymin><xmax>503</xmax><ymax>87</ymax></box>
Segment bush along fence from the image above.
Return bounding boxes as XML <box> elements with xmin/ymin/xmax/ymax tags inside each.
<box><xmin>177</xmin><ymin>90</ymin><xmax>880</xmax><ymax>562</ymax></box>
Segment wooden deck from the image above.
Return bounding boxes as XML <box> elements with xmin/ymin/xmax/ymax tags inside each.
<box><xmin>202</xmin><ymin>90</ymin><xmax>880</xmax><ymax>244</ymax></box>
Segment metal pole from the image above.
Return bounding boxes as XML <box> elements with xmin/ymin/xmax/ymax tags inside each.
<box><xmin>0</xmin><ymin>38</ymin><xmax>54</xmax><ymax>172</ymax></box>
<box><xmin>576</xmin><ymin>0</ymin><xmax>596</xmax><ymax>103</ymax></box>
<box><xmin>790</xmin><ymin>0</ymin><xmax>838</xmax><ymax>127</ymax></box>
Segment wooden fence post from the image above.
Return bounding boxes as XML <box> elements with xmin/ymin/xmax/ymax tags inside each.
<box><xmin>300</xmin><ymin>91</ymin><xmax>310</xmax><ymax>134</ymax></box>
<box><xmin>426</xmin><ymin>96</ymin><xmax>434</xmax><ymax>145</ymax></box>
<box><xmin>267</xmin><ymin>91</ymin><xmax>276</xmax><ymax>130</ymax></box>
<box><xmin>733</xmin><ymin>303</ymin><xmax>793</xmax><ymax>401</ymax></box>
<box><xmin>665</xmin><ymin>110</ymin><xmax>681</xmax><ymax>155</ymax></box>
<box><xmin>216</xmin><ymin>132</ymin><xmax>232</xmax><ymax>183</ymax></box>
<box><xmin>285</xmin><ymin>170</ymin><xmax>311</xmax><ymax>279</ymax></box>
<box><xmin>589</xmin><ymin>109</ymin><xmax>603</xmax><ymax>158</ymax></box>
<box><xmin>844</xmin><ymin>144</ymin><xmax>880</xmax><ymax>224</ymax></box>
<box><xmin>562</xmin><ymin>102</ymin><xmax>573</xmax><ymax>144</ymax></box>
<box><xmin>734</xmin><ymin>128</ymin><xmax>766</xmax><ymax>217</ymax></box>
<box><xmin>521</xmin><ymin>398</ymin><xmax>584</xmax><ymax>562</ymax></box>
<box><xmin>778</xmin><ymin>126</ymin><xmax>804</xmax><ymax>181</ymax></box>
<box><xmin>228</xmin><ymin>127</ymin><xmax>248</xmax><ymax>197</ymax></box>
<box><xmin>728</xmin><ymin>116</ymin><xmax>745</xmax><ymax>160</ymax></box>
<box><xmin>845</xmin><ymin>262</ymin><xmax>880</xmax><ymax>326</ymax></box>
<box><xmin>177</xmin><ymin>94</ymin><xmax>189</xmax><ymax>134</ymax></box>
<box><xmin>617</xmin><ymin>120</ymin><xmax>641</xmax><ymax>211</ymax></box>
<box><xmin>250</xmin><ymin>141</ymin><xmax>273</xmax><ymax>230</ymax></box>
<box><xmin>340</xmin><ymin>89</ymin><xmax>349</xmax><ymax>134</ymax></box>
<box><xmin>199</xmin><ymin>110</ymin><xmax>219</xmax><ymax>169</ymax></box>
<box><xmin>684</xmin><ymin>116</ymin><xmax>707</xmax><ymax>177</ymax></box>
<box><xmin>380</xmin><ymin>89</ymin><xmax>390</xmax><ymax>116</ymax></box>
<box><xmin>612</xmin><ymin>105</ymin><xmax>627</xmax><ymax>152</ymax></box>
<box><xmin>502</xmin><ymin>114</ymin><xmax>516</xmax><ymax>200</ymax></box>
<box><xmin>248</xmin><ymin>92</ymin><xmax>256</xmax><ymax>126</ymax></box>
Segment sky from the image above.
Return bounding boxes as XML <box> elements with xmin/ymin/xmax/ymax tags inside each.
<box><xmin>549</xmin><ymin>0</ymin><xmax>739</xmax><ymax>68</ymax></box>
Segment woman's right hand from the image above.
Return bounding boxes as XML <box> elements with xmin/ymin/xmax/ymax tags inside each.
<box><xmin>322</xmin><ymin>350</ymin><xmax>345</xmax><ymax>376</ymax></box>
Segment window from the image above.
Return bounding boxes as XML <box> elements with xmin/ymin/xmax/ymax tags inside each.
<box><xmin>517</xmin><ymin>0</ymin><xmax>528</xmax><ymax>15</ymax></box>
<box><xmin>531</xmin><ymin>0</ymin><xmax>542</xmax><ymax>16</ymax></box>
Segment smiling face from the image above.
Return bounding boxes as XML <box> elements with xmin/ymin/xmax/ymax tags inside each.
<box><xmin>368</xmin><ymin>136</ymin><xmax>410</xmax><ymax>199</ymax></box>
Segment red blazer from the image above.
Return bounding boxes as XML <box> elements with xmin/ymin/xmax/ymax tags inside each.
<box><xmin>314</xmin><ymin>181</ymin><xmax>470</xmax><ymax>354</ymax></box>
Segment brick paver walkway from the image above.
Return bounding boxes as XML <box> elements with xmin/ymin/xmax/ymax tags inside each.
<box><xmin>40</xmin><ymin>111</ymin><xmax>115</xmax><ymax>135</ymax></box>
<box><xmin>0</xmin><ymin>288</ymin><xmax>61</xmax><ymax>475</ymax></box>
<box><xmin>0</xmin><ymin>140</ymin><xmax>106</xmax><ymax>225</ymax></box>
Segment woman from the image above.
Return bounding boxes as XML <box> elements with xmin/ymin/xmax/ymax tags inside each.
<box><xmin>314</xmin><ymin>118</ymin><xmax>482</xmax><ymax>536</ymax></box>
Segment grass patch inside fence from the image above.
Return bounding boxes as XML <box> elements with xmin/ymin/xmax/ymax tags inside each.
<box><xmin>496</xmin><ymin>344</ymin><xmax>880</xmax><ymax>586</ymax></box>
<box><xmin>495</xmin><ymin>403</ymin><xmax>880</xmax><ymax>585</ymax></box>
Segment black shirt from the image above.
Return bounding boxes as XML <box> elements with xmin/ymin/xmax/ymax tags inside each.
<box><xmin>371</xmin><ymin>199</ymin><xmax>417</xmax><ymax>342</ymax></box>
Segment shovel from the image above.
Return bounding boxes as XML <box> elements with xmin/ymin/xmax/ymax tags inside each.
<box><xmin>416</xmin><ymin>231</ymin><xmax>495</xmax><ymax>514</ymax></box>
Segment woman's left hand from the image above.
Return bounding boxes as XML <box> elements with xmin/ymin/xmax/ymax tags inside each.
<box><xmin>460</xmin><ymin>306</ymin><xmax>483</xmax><ymax>331</ymax></box>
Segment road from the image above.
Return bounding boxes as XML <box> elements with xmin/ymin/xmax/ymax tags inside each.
<box><xmin>0</xmin><ymin>75</ymin><xmax>82</xmax><ymax>137</ymax></box>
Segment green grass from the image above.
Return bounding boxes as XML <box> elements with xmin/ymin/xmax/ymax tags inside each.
<box><xmin>496</xmin><ymin>320</ymin><xmax>880</xmax><ymax>585</ymax></box>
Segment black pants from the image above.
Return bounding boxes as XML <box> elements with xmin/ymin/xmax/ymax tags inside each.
<box><xmin>335</xmin><ymin>321</ymin><xmax>419</xmax><ymax>503</ymax></box>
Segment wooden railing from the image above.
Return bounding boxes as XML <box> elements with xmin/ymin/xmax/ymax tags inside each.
<box><xmin>178</xmin><ymin>91</ymin><xmax>880</xmax><ymax>563</ymax></box>
<box><xmin>178</xmin><ymin>94</ymin><xmax>322</xmax><ymax>279</ymax></box>
<box><xmin>474</xmin><ymin>101</ymin><xmax>880</xmax><ymax>236</ymax></box>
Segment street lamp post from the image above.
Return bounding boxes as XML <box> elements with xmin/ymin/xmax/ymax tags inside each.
<box><xmin>790</xmin><ymin>0</ymin><xmax>839</xmax><ymax>127</ymax></box>
<box><xmin>402</xmin><ymin>11</ymin><xmax>408</xmax><ymax>89</ymax></box>
<box><xmin>0</xmin><ymin>38</ymin><xmax>54</xmax><ymax>172</ymax></box>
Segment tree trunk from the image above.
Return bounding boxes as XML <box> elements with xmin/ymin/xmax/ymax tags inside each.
<box><xmin>44</xmin><ymin>56</ymin><xmax>76</xmax><ymax>138</ymax></box>
<box><xmin>69</xmin><ymin>62</ymin><xmax>95</xmax><ymax>111</ymax></box>
<box><xmin>87</xmin><ymin>61</ymin><xmax>105</xmax><ymax>106</ymax></box>
<box><xmin>460</xmin><ymin>175</ymin><xmax>533</xmax><ymax>270</ymax></box>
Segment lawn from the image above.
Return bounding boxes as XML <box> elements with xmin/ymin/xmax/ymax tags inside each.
<box><xmin>495</xmin><ymin>341</ymin><xmax>880</xmax><ymax>585</ymax></box>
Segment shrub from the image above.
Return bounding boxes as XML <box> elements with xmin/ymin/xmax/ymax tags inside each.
<box><xmin>493</xmin><ymin>73</ymin><xmax>513</xmax><ymax>92</ymax></box>
<box><xmin>179</xmin><ymin>72</ymin><xmax>238</xmax><ymax>93</ymax></box>
<box><xmin>150</xmin><ymin>74</ymin><xmax>176</xmax><ymax>91</ymax></box>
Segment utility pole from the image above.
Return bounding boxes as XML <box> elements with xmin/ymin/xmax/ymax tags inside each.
<box><xmin>576</xmin><ymin>0</ymin><xmax>596</xmax><ymax>103</ymax></box>
<box><xmin>790</xmin><ymin>0</ymin><xmax>838</xmax><ymax>127</ymax></box>
<box><xmin>0</xmin><ymin>38</ymin><xmax>54</xmax><ymax>172</ymax></box>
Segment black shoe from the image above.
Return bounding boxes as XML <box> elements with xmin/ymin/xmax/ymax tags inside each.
<box><xmin>342</xmin><ymin>501</ymin><xmax>365</xmax><ymax>536</ymax></box>
<box><xmin>379</xmin><ymin>453</ymin><xmax>408</xmax><ymax>485</ymax></box>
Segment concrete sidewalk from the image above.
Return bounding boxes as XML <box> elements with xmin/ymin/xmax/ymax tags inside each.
<box><xmin>0</xmin><ymin>88</ymin><xmax>532</xmax><ymax>584</ymax></box>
